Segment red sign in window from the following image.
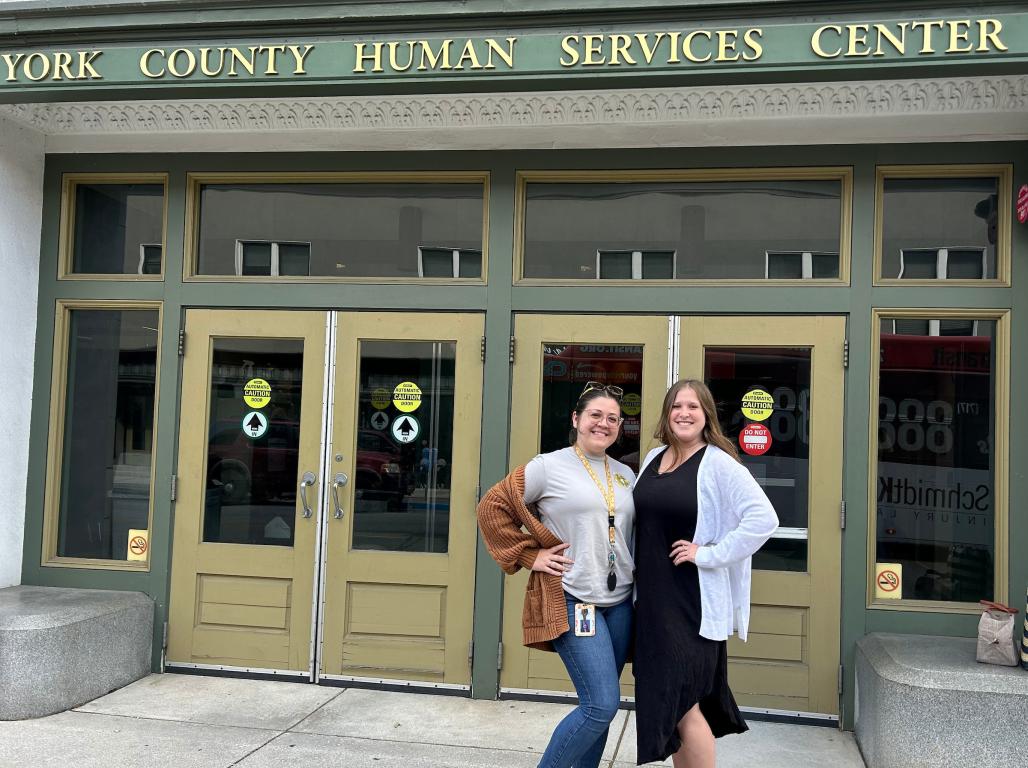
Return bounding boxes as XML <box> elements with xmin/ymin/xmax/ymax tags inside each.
<box><xmin>739</xmin><ymin>423</ymin><xmax>772</xmax><ymax>456</ymax></box>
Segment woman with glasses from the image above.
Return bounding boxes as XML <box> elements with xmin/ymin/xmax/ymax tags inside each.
<box><xmin>477</xmin><ymin>382</ymin><xmax>636</xmax><ymax>768</ymax></box>
<box><xmin>632</xmin><ymin>379</ymin><xmax>778</xmax><ymax>768</ymax></box>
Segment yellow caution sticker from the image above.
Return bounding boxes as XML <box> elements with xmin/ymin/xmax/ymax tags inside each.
<box><xmin>875</xmin><ymin>563</ymin><xmax>903</xmax><ymax>600</ymax></box>
<box><xmin>243</xmin><ymin>378</ymin><xmax>272</xmax><ymax>409</ymax></box>
<box><xmin>127</xmin><ymin>529</ymin><xmax>149</xmax><ymax>562</ymax></box>
<box><xmin>370</xmin><ymin>387</ymin><xmax>391</xmax><ymax>410</ymax></box>
<box><xmin>740</xmin><ymin>389</ymin><xmax>774</xmax><ymax>421</ymax></box>
<box><xmin>621</xmin><ymin>393</ymin><xmax>642</xmax><ymax>417</ymax></box>
<box><xmin>393</xmin><ymin>381</ymin><xmax>422</xmax><ymax>413</ymax></box>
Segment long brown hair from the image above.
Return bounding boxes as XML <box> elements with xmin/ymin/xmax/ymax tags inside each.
<box><xmin>653</xmin><ymin>379</ymin><xmax>741</xmax><ymax>464</ymax></box>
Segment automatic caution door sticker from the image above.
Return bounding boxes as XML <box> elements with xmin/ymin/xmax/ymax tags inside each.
<box><xmin>875</xmin><ymin>563</ymin><xmax>903</xmax><ymax>600</ymax></box>
<box><xmin>621</xmin><ymin>393</ymin><xmax>642</xmax><ymax>417</ymax></box>
<box><xmin>243</xmin><ymin>378</ymin><xmax>272</xmax><ymax>409</ymax></box>
<box><xmin>740</xmin><ymin>389</ymin><xmax>774</xmax><ymax>421</ymax></box>
<box><xmin>369</xmin><ymin>411</ymin><xmax>389</xmax><ymax>432</ymax></box>
<box><xmin>371</xmin><ymin>387</ymin><xmax>392</xmax><ymax>410</ymax></box>
<box><xmin>392</xmin><ymin>415</ymin><xmax>421</xmax><ymax>444</ymax></box>
<box><xmin>242</xmin><ymin>411</ymin><xmax>269</xmax><ymax>439</ymax></box>
<box><xmin>739</xmin><ymin>423</ymin><xmax>772</xmax><ymax>456</ymax></box>
<box><xmin>393</xmin><ymin>381</ymin><xmax>422</xmax><ymax>413</ymax></box>
<box><xmin>126</xmin><ymin>529</ymin><xmax>149</xmax><ymax>562</ymax></box>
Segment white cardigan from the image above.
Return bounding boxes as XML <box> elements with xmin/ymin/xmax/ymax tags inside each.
<box><xmin>639</xmin><ymin>444</ymin><xmax>778</xmax><ymax>642</ymax></box>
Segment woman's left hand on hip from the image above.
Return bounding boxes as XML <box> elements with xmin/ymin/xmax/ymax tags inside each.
<box><xmin>670</xmin><ymin>539</ymin><xmax>699</xmax><ymax>565</ymax></box>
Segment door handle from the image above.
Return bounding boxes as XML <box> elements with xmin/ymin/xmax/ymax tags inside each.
<box><xmin>299</xmin><ymin>471</ymin><xmax>317</xmax><ymax>518</ymax></box>
<box><xmin>332</xmin><ymin>473</ymin><xmax>348</xmax><ymax>519</ymax></box>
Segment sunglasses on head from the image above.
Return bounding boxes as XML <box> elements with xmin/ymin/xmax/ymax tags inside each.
<box><xmin>580</xmin><ymin>381</ymin><xmax>624</xmax><ymax>400</ymax></box>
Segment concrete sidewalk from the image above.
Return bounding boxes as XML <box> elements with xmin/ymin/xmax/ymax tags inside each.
<box><xmin>0</xmin><ymin>674</ymin><xmax>865</xmax><ymax>767</ymax></box>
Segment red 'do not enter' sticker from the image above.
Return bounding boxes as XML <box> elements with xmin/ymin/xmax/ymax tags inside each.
<box><xmin>739</xmin><ymin>423</ymin><xmax>772</xmax><ymax>456</ymax></box>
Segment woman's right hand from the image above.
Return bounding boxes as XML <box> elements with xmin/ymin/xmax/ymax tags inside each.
<box><xmin>532</xmin><ymin>542</ymin><xmax>573</xmax><ymax>575</ymax></box>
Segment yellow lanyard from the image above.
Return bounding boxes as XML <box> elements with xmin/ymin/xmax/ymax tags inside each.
<box><xmin>574</xmin><ymin>444</ymin><xmax>617</xmax><ymax>546</ymax></box>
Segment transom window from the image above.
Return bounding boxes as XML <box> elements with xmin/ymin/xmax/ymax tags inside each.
<box><xmin>60</xmin><ymin>174</ymin><xmax>167</xmax><ymax>279</ymax></box>
<box><xmin>519</xmin><ymin>170</ymin><xmax>849</xmax><ymax>282</ymax></box>
<box><xmin>876</xmin><ymin>166</ymin><xmax>1011</xmax><ymax>284</ymax></box>
<box><xmin>189</xmin><ymin>175</ymin><xmax>487</xmax><ymax>281</ymax></box>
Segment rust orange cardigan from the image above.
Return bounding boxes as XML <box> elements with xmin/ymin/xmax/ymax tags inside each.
<box><xmin>476</xmin><ymin>466</ymin><xmax>568</xmax><ymax>651</ymax></box>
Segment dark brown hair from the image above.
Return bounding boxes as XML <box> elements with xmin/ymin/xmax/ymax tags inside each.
<box><xmin>653</xmin><ymin>379</ymin><xmax>741</xmax><ymax>464</ymax></box>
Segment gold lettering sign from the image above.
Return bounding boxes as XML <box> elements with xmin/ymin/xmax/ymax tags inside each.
<box><xmin>1</xmin><ymin>50</ymin><xmax>102</xmax><ymax>81</ymax></box>
<box><xmin>140</xmin><ymin>44</ymin><xmax>314</xmax><ymax>79</ymax></box>
<box><xmin>352</xmin><ymin>38</ymin><xmax>516</xmax><ymax>73</ymax></box>
<box><xmin>0</xmin><ymin>17</ymin><xmax>1014</xmax><ymax>88</ymax></box>
<box><xmin>559</xmin><ymin>29</ymin><xmax>764</xmax><ymax>67</ymax></box>
<box><xmin>810</xmin><ymin>18</ymin><xmax>1007</xmax><ymax>58</ymax></box>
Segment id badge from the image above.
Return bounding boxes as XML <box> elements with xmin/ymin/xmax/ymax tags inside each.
<box><xmin>574</xmin><ymin>603</ymin><xmax>596</xmax><ymax>637</ymax></box>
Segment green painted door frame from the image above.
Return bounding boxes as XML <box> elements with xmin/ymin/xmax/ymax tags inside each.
<box><xmin>22</xmin><ymin>142</ymin><xmax>1027</xmax><ymax>728</ymax></box>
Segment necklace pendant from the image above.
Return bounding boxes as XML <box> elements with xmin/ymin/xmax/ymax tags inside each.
<box><xmin>607</xmin><ymin>571</ymin><xmax>617</xmax><ymax>591</ymax></box>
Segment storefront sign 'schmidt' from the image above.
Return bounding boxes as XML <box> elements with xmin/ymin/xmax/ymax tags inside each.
<box><xmin>0</xmin><ymin>14</ymin><xmax>1025</xmax><ymax>92</ymax></box>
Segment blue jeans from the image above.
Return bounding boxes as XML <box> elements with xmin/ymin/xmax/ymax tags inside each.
<box><xmin>538</xmin><ymin>593</ymin><xmax>633</xmax><ymax>768</ymax></box>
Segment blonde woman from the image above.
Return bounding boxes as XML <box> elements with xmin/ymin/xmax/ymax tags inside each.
<box><xmin>632</xmin><ymin>380</ymin><xmax>778</xmax><ymax>768</ymax></box>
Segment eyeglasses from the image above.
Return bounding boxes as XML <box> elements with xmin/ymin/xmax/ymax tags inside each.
<box><xmin>582</xmin><ymin>410</ymin><xmax>624</xmax><ymax>427</ymax></box>
<box><xmin>580</xmin><ymin>381</ymin><xmax>624</xmax><ymax>400</ymax></box>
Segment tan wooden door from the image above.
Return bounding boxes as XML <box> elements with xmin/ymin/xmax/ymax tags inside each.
<box><xmin>499</xmin><ymin>314</ymin><xmax>670</xmax><ymax>695</ymax></box>
<box><xmin>678</xmin><ymin>315</ymin><xmax>845</xmax><ymax>715</ymax></box>
<box><xmin>319</xmin><ymin>313</ymin><xmax>483</xmax><ymax>686</ymax></box>
<box><xmin>168</xmin><ymin>310</ymin><xmax>327</xmax><ymax>674</ymax></box>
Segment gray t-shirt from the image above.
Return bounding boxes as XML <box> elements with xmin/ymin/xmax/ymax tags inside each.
<box><xmin>523</xmin><ymin>446</ymin><xmax>636</xmax><ymax>606</ymax></box>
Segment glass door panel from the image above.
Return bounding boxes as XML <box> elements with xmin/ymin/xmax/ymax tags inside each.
<box><xmin>703</xmin><ymin>346</ymin><xmax>812</xmax><ymax>572</ymax></box>
<box><xmin>351</xmin><ymin>340</ymin><xmax>456</xmax><ymax>554</ymax></box>
<box><xmin>204</xmin><ymin>338</ymin><xmax>305</xmax><ymax>546</ymax></box>
<box><xmin>168</xmin><ymin>310</ymin><xmax>327</xmax><ymax>675</ymax></box>
<box><xmin>680</xmin><ymin>316</ymin><xmax>844</xmax><ymax>716</ymax></box>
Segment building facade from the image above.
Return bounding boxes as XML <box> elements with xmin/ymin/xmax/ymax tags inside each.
<box><xmin>1</xmin><ymin>0</ymin><xmax>1026</xmax><ymax>728</ymax></box>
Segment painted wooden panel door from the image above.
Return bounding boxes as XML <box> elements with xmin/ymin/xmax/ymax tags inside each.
<box><xmin>499</xmin><ymin>314</ymin><xmax>670</xmax><ymax>695</ymax></box>
<box><xmin>319</xmin><ymin>313</ymin><xmax>483</xmax><ymax>686</ymax></box>
<box><xmin>679</xmin><ymin>315</ymin><xmax>845</xmax><ymax>715</ymax></box>
<box><xmin>168</xmin><ymin>310</ymin><xmax>327</xmax><ymax>674</ymax></box>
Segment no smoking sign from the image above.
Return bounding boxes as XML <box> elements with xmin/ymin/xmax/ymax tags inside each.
<box><xmin>875</xmin><ymin>563</ymin><xmax>903</xmax><ymax>600</ymax></box>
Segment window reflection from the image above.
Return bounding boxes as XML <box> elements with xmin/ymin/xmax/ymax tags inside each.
<box><xmin>875</xmin><ymin>319</ymin><xmax>996</xmax><ymax>602</ymax></box>
<box><xmin>352</xmin><ymin>341</ymin><xmax>455</xmax><ymax>553</ymax></box>
<box><xmin>203</xmin><ymin>340</ymin><xmax>304</xmax><ymax>546</ymax></box>
<box><xmin>881</xmin><ymin>176</ymin><xmax>998</xmax><ymax>280</ymax></box>
<box><xmin>705</xmin><ymin>348</ymin><xmax>811</xmax><ymax>572</ymax></box>
<box><xmin>71</xmin><ymin>183</ymin><xmax>164</xmax><ymax>275</ymax></box>
<box><xmin>57</xmin><ymin>309</ymin><xmax>158</xmax><ymax>560</ymax></box>
<box><xmin>523</xmin><ymin>179</ymin><xmax>842</xmax><ymax>280</ymax></box>
<box><xmin>196</xmin><ymin>182</ymin><xmax>484</xmax><ymax>279</ymax></box>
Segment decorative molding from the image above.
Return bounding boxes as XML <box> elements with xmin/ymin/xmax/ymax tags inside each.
<box><xmin>2</xmin><ymin>76</ymin><xmax>1027</xmax><ymax>137</ymax></box>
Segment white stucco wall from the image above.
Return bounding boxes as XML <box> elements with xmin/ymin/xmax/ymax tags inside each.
<box><xmin>0</xmin><ymin>114</ymin><xmax>43</xmax><ymax>588</ymax></box>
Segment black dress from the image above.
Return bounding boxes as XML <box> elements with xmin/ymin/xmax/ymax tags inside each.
<box><xmin>632</xmin><ymin>446</ymin><xmax>747</xmax><ymax>764</ymax></box>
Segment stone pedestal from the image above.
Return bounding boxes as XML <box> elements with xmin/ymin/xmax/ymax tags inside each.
<box><xmin>0</xmin><ymin>585</ymin><xmax>153</xmax><ymax>720</ymax></box>
<box><xmin>855</xmin><ymin>632</ymin><xmax>1028</xmax><ymax>768</ymax></box>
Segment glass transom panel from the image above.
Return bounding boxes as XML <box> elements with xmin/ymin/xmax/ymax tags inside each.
<box><xmin>523</xmin><ymin>179</ymin><xmax>842</xmax><ymax>280</ymax></box>
<box><xmin>196</xmin><ymin>182</ymin><xmax>485</xmax><ymax>279</ymax></box>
